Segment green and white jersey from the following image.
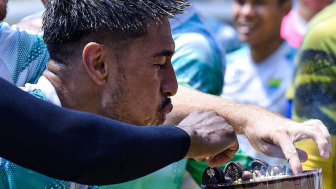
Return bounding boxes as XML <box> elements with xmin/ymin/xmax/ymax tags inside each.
<box><xmin>170</xmin><ymin>6</ymin><xmax>224</xmax><ymax>96</ymax></box>
<box><xmin>0</xmin><ymin>22</ymin><xmax>49</xmax><ymax>86</ymax></box>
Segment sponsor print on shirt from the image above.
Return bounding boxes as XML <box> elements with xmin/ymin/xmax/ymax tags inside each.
<box><xmin>267</xmin><ymin>78</ymin><xmax>282</xmax><ymax>95</ymax></box>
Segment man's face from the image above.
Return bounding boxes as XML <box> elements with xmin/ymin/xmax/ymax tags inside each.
<box><xmin>0</xmin><ymin>0</ymin><xmax>8</xmax><ymax>21</ymax></box>
<box><xmin>232</xmin><ymin>0</ymin><xmax>287</xmax><ymax>46</ymax></box>
<box><xmin>300</xmin><ymin>0</ymin><xmax>333</xmax><ymax>13</ymax></box>
<box><xmin>102</xmin><ymin>17</ymin><xmax>178</xmax><ymax>126</ymax></box>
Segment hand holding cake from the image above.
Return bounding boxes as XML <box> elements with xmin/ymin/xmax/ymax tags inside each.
<box><xmin>178</xmin><ymin>110</ymin><xmax>239</xmax><ymax>167</ymax></box>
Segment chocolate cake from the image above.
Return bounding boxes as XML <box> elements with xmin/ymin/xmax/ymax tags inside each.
<box><xmin>201</xmin><ymin>159</ymin><xmax>323</xmax><ymax>189</ymax></box>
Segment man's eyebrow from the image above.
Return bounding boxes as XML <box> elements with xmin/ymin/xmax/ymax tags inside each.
<box><xmin>153</xmin><ymin>50</ymin><xmax>174</xmax><ymax>58</ymax></box>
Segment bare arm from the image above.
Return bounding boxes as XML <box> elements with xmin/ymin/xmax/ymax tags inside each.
<box><xmin>166</xmin><ymin>85</ymin><xmax>249</xmax><ymax>133</ymax></box>
<box><xmin>167</xmin><ymin>85</ymin><xmax>332</xmax><ymax>173</ymax></box>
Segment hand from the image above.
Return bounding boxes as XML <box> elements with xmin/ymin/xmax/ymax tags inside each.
<box><xmin>178</xmin><ymin>110</ymin><xmax>239</xmax><ymax>167</ymax></box>
<box><xmin>244</xmin><ymin>113</ymin><xmax>331</xmax><ymax>174</ymax></box>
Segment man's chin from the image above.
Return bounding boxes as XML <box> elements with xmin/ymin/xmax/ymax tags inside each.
<box><xmin>146</xmin><ymin>116</ymin><xmax>165</xmax><ymax>126</ymax></box>
<box><xmin>157</xmin><ymin>114</ymin><xmax>166</xmax><ymax>125</ymax></box>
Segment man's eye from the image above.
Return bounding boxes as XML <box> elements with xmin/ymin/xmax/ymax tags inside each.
<box><xmin>235</xmin><ymin>0</ymin><xmax>245</xmax><ymax>5</ymax></box>
<box><xmin>255</xmin><ymin>0</ymin><xmax>266</xmax><ymax>5</ymax></box>
<box><xmin>155</xmin><ymin>64</ymin><xmax>164</xmax><ymax>70</ymax></box>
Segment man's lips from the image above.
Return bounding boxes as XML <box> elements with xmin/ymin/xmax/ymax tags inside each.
<box><xmin>161</xmin><ymin>102</ymin><xmax>173</xmax><ymax>115</ymax></box>
<box><xmin>236</xmin><ymin>22</ymin><xmax>257</xmax><ymax>34</ymax></box>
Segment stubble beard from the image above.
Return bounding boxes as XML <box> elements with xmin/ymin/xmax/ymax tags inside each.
<box><xmin>105</xmin><ymin>79</ymin><xmax>163</xmax><ymax>126</ymax></box>
<box><xmin>103</xmin><ymin>67</ymin><xmax>165</xmax><ymax>126</ymax></box>
<box><xmin>104</xmin><ymin>71</ymin><xmax>146</xmax><ymax>126</ymax></box>
<box><xmin>105</xmin><ymin>79</ymin><xmax>134</xmax><ymax>124</ymax></box>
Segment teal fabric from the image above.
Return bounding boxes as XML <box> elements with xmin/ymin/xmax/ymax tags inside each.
<box><xmin>98</xmin><ymin>160</ymin><xmax>187</xmax><ymax>189</ymax></box>
<box><xmin>0</xmin><ymin>159</ymin><xmax>68</xmax><ymax>189</ymax></box>
<box><xmin>28</xmin><ymin>89</ymin><xmax>48</xmax><ymax>101</ymax></box>
<box><xmin>0</xmin><ymin>159</ymin><xmax>69</xmax><ymax>189</ymax></box>
<box><xmin>0</xmin><ymin>22</ymin><xmax>49</xmax><ymax>86</ymax></box>
<box><xmin>172</xmin><ymin>13</ymin><xmax>224</xmax><ymax>96</ymax></box>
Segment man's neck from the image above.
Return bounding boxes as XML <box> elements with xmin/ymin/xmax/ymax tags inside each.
<box><xmin>249</xmin><ymin>37</ymin><xmax>283</xmax><ymax>64</ymax></box>
<box><xmin>43</xmin><ymin>61</ymin><xmax>100</xmax><ymax>115</ymax></box>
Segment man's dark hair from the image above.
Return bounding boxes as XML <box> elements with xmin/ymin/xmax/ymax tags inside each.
<box><xmin>42</xmin><ymin>0</ymin><xmax>189</xmax><ymax>64</ymax></box>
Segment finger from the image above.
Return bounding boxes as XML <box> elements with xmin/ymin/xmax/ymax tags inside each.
<box><xmin>206</xmin><ymin>147</ymin><xmax>238</xmax><ymax>167</ymax></box>
<box><xmin>295</xmin><ymin>122</ymin><xmax>331</xmax><ymax>159</ymax></box>
<box><xmin>205</xmin><ymin>153</ymin><xmax>232</xmax><ymax>167</ymax></box>
<box><xmin>194</xmin><ymin>157</ymin><xmax>203</xmax><ymax>162</ymax></box>
<box><xmin>204</xmin><ymin>157</ymin><xmax>211</xmax><ymax>165</ymax></box>
<box><xmin>295</xmin><ymin>148</ymin><xmax>308</xmax><ymax>162</ymax></box>
<box><xmin>278</xmin><ymin>135</ymin><xmax>303</xmax><ymax>174</ymax></box>
<box><xmin>310</xmin><ymin>120</ymin><xmax>332</xmax><ymax>158</ymax></box>
<box><xmin>256</xmin><ymin>141</ymin><xmax>308</xmax><ymax>162</ymax></box>
<box><xmin>306</xmin><ymin>120</ymin><xmax>331</xmax><ymax>144</ymax></box>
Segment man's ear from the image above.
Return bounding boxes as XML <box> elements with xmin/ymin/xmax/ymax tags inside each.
<box><xmin>281</xmin><ymin>1</ymin><xmax>292</xmax><ymax>17</ymax></box>
<box><xmin>83</xmin><ymin>42</ymin><xmax>108</xmax><ymax>85</ymax></box>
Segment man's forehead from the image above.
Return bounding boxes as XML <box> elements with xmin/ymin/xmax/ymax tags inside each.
<box><xmin>144</xmin><ymin>17</ymin><xmax>174</xmax><ymax>44</ymax></box>
<box><xmin>123</xmin><ymin>22</ymin><xmax>174</xmax><ymax>61</ymax></box>
<box><xmin>147</xmin><ymin>16</ymin><xmax>171</xmax><ymax>33</ymax></box>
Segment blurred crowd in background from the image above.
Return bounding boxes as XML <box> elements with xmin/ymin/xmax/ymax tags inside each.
<box><xmin>4</xmin><ymin>0</ymin><xmax>234</xmax><ymax>24</ymax></box>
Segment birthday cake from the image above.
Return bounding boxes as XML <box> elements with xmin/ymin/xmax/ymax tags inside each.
<box><xmin>201</xmin><ymin>159</ymin><xmax>323</xmax><ymax>189</ymax></box>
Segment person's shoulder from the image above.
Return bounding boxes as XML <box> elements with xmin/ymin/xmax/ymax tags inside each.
<box><xmin>308</xmin><ymin>3</ymin><xmax>336</xmax><ymax>28</ymax></box>
<box><xmin>175</xmin><ymin>32</ymin><xmax>211</xmax><ymax>47</ymax></box>
<box><xmin>304</xmin><ymin>3</ymin><xmax>336</xmax><ymax>47</ymax></box>
<box><xmin>302</xmin><ymin>21</ymin><xmax>336</xmax><ymax>51</ymax></box>
<box><xmin>1</xmin><ymin>21</ymin><xmax>23</xmax><ymax>34</ymax></box>
<box><xmin>173</xmin><ymin>32</ymin><xmax>219</xmax><ymax>61</ymax></box>
<box><xmin>226</xmin><ymin>44</ymin><xmax>250</xmax><ymax>66</ymax></box>
<box><xmin>0</xmin><ymin>22</ymin><xmax>17</xmax><ymax>36</ymax></box>
<box><xmin>0</xmin><ymin>21</ymin><xmax>42</xmax><ymax>41</ymax></box>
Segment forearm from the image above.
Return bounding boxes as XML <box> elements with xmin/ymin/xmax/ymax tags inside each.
<box><xmin>168</xmin><ymin>85</ymin><xmax>285</xmax><ymax>134</ymax></box>
<box><xmin>0</xmin><ymin>78</ymin><xmax>190</xmax><ymax>185</ymax></box>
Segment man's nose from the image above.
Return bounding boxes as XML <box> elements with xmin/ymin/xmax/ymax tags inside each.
<box><xmin>161</xmin><ymin>63</ymin><xmax>178</xmax><ymax>97</ymax></box>
<box><xmin>241</xmin><ymin>2</ymin><xmax>256</xmax><ymax>17</ymax></box>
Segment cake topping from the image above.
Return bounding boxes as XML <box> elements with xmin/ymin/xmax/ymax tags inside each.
<box><xmin>242</xmin><ymin>170</ymin><xmax>253</xmax><ymax>181</ymax></box>
<box><xmin>202</xmin><ymin>158</ymin><xmax>293</xmax><ymax>186</ymax></box>
<box><xmin>201</xmin><ymin>166</ymin><xmax>225</xmax><ymax>185</ymax></box>
<box><xmin>251</xmin><ymin>158</ymin><xmax>269</xmax><ymax>171</ymax></box>
<box><xmin>223</xmin><ymin>162</ymin><xmax>244</xmax><ymax>182</ymax></box>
